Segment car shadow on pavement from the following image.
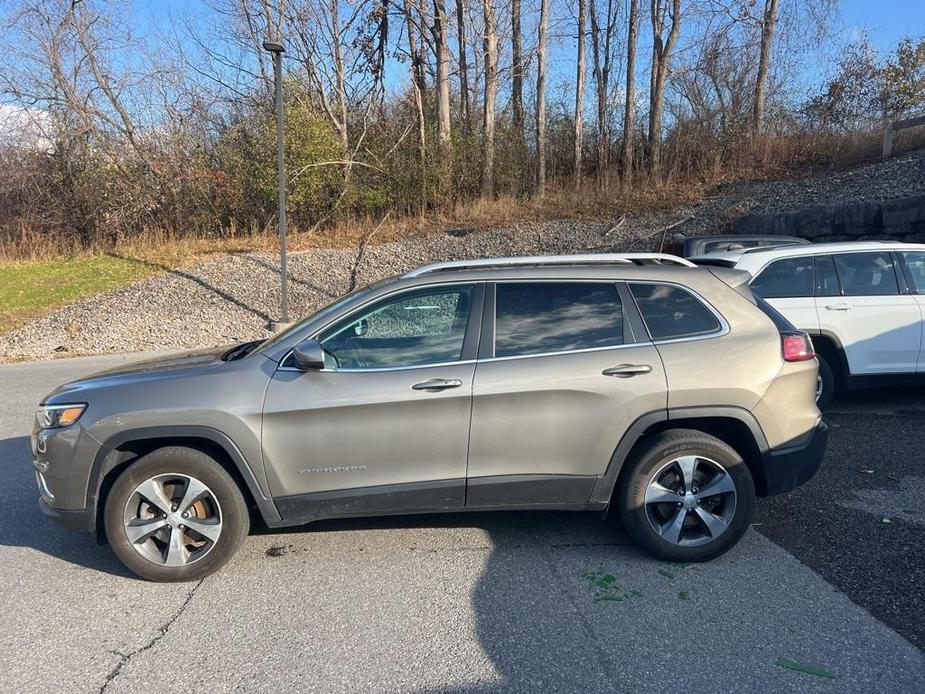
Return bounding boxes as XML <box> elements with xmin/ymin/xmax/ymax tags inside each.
<box><xmin>260</xmin><ymin>508</ymin><xmax>636</xmax><ymax>691</ymax></box>
<box><xmin>0</xmin><ymin>436</ymin><xmax>133</xmax><ymax>578</ymax></box>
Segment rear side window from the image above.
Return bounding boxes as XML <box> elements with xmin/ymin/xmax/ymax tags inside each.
<box><xmin>630</xmin><ymin>283</ymin><xmax>722</xmax><ymax>340</ymax></box>
<box><xmin>900</xmin><ymin>251</ymin><xmax>925</xmax><ymax>292</ymax></box>
<box><xmin>833</xmin><ymin>252</ymin><xmax>898</xmax><ymax>296</ymax></box>
<box><xmin>750</xmin><ymin>257</ymin><xmax>814</xmax><ymax>298</ymax></box>
<box><xmin>494</xmin><ymin>282</ymin><xmax>623</xmax><ymax>357</ymax></box>
<box><xmin>814</xmin><ymin>255</ymin><xmax>840</xmax><ymax>296</ymax></box>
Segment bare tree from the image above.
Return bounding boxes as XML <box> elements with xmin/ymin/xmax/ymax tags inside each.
<box><xmin>589</xmin><ymin>0</ymin><xmax>621</xmax><ymax>185</ymax></box>
<box><xmin>574</xmin><ymin>0</ymin><xmax>588</xmax><ymax>187</ymax></box>
<box><xmin>535</xmin><ymin>0</ymin><xmax>550</xmax><ymax>196</ymax></box>
<box><xmin>752</xmin><ymin>0</ymin><xmax>779</xmax><ymax>135</ymax></box>
<box><xmin>456</xmin><ymin>0</ymin><xmax>471</xmax><ymax>131</ymax></box>
<box><xmin>481</xmin><ymin>0</ymin><xmax>499</xmax><ymax>197</ymax></box>
<box><xmin>648</xmin><ymin>0</ymin><xmax>681</xmax><ymax>176</ymax></box>
<box><xmin>403</xmin><ymin>0</ymin><xmax>428</xmax><ymax>205</ymax></box>
<box><xmin>432</xmin><ymin>0</ymin><xmax>452</xmax><ymax>149</ymax></box>
<box><xmin>622</xmin><ymin>0</ymin><xmax>639</xmax><ymax>185</ymax></box>
<box><xmin>511</xmin><ymin>0</ymin><xmax>524</xmax><ymax>139</ymax></box>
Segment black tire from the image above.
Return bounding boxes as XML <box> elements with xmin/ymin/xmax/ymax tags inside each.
<box><xmin>104</xmin><ymin>446</ymin><xmax>250</xmax><ymax>582</ymax></box>
<box><xmin>617</xmin><ymin>429</ymin><xmax>755</xmax><ymax>563</ymax></box>
<box><xmin>815</xmin><ymin>354</ymin><xmax>835</xmax><ymax>410</ymax></box>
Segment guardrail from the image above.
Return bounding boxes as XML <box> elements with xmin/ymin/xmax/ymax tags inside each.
<box><xmin>883</xmin><ymin>114</ymin><xmax>925</xmax><ymax>160</ymax></box>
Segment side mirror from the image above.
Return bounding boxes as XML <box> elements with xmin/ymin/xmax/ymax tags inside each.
<box><xmin>291</xmin><ymin>339</ymin><xmax>326</xmax><ymax>371</ymax></box>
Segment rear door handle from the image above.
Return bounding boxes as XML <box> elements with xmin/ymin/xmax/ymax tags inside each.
<box><xmin>411</xmin><ymin>378</ymin><xmax>464</xmax><ymax>391</ymax></box>
<box><xmin>824</xmin><ymin>303</ymin><xmax>852</xmax><ymax>311</ymax></box>
<box><xmin>602</xmin><ymin>364</ymin><xmax>653</xmax><ymax>378</ymax></box>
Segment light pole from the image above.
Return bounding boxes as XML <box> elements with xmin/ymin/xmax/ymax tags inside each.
<box><xmin>263</xmin><ymin>39</ymin><xmax>290</xmax><ymax>329</ymax></box>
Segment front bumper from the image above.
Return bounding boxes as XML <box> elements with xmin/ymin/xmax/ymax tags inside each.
<box><xmin>38</xmin><ymin>495</ymin><xmax>96</xmax><ymax>532</ymax></box>
<box><xmin>757</xmin><ymin>420</ymin><xmax>829</xmax><ymax>496</ymax></box>
<box><xmin>32</xmin><ymin>422</ymin><xmax>102</xmax><ymax>532</ymax></box>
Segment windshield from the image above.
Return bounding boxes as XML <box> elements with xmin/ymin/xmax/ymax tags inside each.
<box><xmin>257</xmin><ymin>280</ymin><xmax>390</xmax><ymax>353</ymax></box>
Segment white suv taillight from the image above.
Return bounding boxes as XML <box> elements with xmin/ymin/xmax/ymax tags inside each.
<box><xmin>782</xmin><ymin>332</ymin><xmax>815</xmax><ymax>362</ymax></box>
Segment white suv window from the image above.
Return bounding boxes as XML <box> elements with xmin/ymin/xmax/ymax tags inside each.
<box><xmin>750</xmin><ymin>257</ymin><xmax>814</xmax><ymax>298</ymax></box>
<box><xmin>901</xmin><ymin>251</ymin><xmax>925</xmax><ymax>292</ymax></box>
<box><xmin>833</xmin><ymin>252</ymin><xmax>898</xmax><ymax>296</ymax></box>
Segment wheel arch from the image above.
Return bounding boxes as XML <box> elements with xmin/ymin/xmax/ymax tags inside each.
<box><xmin>592</xmin><ymin>407</ymin><xmax>772</xmax><ymax>504</ymax></box>
<box><xmin>809</xmin><ymin>331</ymin><xmax>849</xmax><ymax>379</ymax></box>
<box><xmin>90</xmin><ymin>426</ymin><xmax>281</xmax><ymax>538</ymax></box>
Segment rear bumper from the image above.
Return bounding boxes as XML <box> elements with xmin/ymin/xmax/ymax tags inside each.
<box><xmin>757</xmin><ymin>420</ymin><xmax>828</xmax><ymax>496</ymax></box>
<box><xmin>39</xmin><ymin>496</ymin><xmax>96</xmax><ymax>532</ymax></box>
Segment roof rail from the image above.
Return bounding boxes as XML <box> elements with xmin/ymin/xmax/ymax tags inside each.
<box><xmin>403</xmin><ymin>253</ymin><xmax>696</xmax><ymax>277</ymax></box>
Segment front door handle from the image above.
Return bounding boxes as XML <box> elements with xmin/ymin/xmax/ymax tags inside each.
<box><xmin>824</xmin><ymin>303</ymin><xmax>852</xmax><ymax>311</ymax></box>
<box><xmin>602</xmin><ymin>364</ymin><xmax>653</xmax><ymax>378</ymax></box>
<box><xmin>411</xmin><ymin>378</ymin><xmax>464</xmax><ymax>391</ymax></box>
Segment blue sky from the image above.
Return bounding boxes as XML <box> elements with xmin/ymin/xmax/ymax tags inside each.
<box><xmin>839</xmin><ymin>0</ymin><xmax>923</xmax><ymax>50</ymax></box>
<box><xmin>128</xmin><ymin>0</ymin><xmax>923</xmax><ymax>102</ymax></box>
<box><xmin>132</xmin><ymin>0</ymin><xmax>924</xmax><ymax>53</ymax></box>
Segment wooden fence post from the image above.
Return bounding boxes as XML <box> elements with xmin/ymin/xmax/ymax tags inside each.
<box><xmin>883</xmin><ymin>114</ymin><xmax>925</xmax><ymax>161</ymax></box>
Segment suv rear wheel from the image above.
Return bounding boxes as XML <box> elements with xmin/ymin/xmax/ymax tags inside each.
<box><xmin>617</xmin><ymin>429</ymin><xmax>755</xmax><ymax>562</ymax></box>
<box><xmin>104</xmin><ymin>446</ymin><xmax>250</xmax><ymax>582</ymax></box>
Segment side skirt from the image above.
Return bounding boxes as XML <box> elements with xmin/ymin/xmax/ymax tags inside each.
<box><xmin>271</xmin><ymin>476</ymin><xmax>606</xmax><ymax>527</ymax></box>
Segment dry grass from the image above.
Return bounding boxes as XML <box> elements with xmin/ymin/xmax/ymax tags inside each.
<box><xmin>4</xmin><ymin>127</ymin><xmax>923</xmax><ymax>267</ymax></box>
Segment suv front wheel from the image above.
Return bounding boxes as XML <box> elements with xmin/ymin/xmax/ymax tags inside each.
<box><xmin>618</xmin><ymin>430</ymin><xmax>755</xmax><ymax>562</ymax></box>
<box><xmin>104</xmin><ymin>446</ymin><xmax>250</xmax><ymax>582</ymax></box>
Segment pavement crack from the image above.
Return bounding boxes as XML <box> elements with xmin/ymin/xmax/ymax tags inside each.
<box><xmin>530</xmin><ymin>531</ymin><xmax>616</xmax><ymax>680</ymax></box>
<box><xmin>98</xmin><ymin>579</ymin><xmax>204</xmax><ymax>693</ymax></box>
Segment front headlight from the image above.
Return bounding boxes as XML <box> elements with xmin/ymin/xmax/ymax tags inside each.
<box><xmin>36</xmin><ymin>403</ymin><xmax>87</xmax><ymax>429</ymax></box>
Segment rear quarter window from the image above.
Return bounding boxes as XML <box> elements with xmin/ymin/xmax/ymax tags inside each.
<box><xmin>629</xmin><ymin>283</ymin><xmax>722</xmax><ymax>341</ymax></box>
<box><xmin>750</xmin><ymin>256</ymin><xmax>814</xmax><ymax>298</ymax></box>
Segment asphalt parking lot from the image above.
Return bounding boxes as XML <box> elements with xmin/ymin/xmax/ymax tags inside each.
<box><xmin>2</xmin><ymin>354</ymin><xmax>924</xmax><ymax>693</ymax></box>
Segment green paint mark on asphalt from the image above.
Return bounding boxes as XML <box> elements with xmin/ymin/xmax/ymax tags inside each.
<box><xmin>775</xmin><ymin>658</ymin><xmax>835</xmax><ymax>679</ymax></box>
<box><xmin>678</xmin><ymin>591</ymin><xmax>690</xmax><ymax>600</ymax></box>
<box><xmin>581</xmin><ymin>570</ymin><xmax>634</xmax><ymax>604</ymax></box>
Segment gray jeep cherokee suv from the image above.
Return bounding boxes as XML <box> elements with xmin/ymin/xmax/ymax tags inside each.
<box><xmin>33</xmin><ymin>253</ymin><xmax>827</xmax><ymax>581</ymax></box>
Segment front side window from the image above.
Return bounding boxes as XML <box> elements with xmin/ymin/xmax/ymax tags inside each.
<box><xmin>901</xmin><ymin>251</ymin><xmax>925</xmax><ymax>293</ymax></box>
<box><xmin>630</xmin><ymin>283</ymin><xmax>722</xmax><ymax>340</ymax></box>
<box><xmin>494</xmin><ymin>282</ymin><xmax>624</xmax><ymax>358</ymax></box>
<box><xmin>833</xmin><ymin>252</ymin><xmax>898</xmax><ymax>296</ymax></box>
<box><xmin>750</xmin><ymin>257</ymin><xmax>814</xmax><ymax>298</ymax></box>
<box><xmin>319</xmin><ymin>285</ymin><xmax>473</xmax><ymax>368</ymax></box>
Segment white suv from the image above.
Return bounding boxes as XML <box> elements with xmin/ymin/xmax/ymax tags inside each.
<box><xmin>692</xmin><ymin>241</ymin><xmax>925</xmax><ymax>407</ymax></box>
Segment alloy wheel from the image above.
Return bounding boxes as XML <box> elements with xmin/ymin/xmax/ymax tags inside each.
<box><xmin>644</xmin><ymin>455</ymin><xmax>737</xmax><ymax>547</ymax></box>
<box><xmin>122</xmin><ymin>473</ymin><xmax>223</xmax><ymax>567</ymax></box>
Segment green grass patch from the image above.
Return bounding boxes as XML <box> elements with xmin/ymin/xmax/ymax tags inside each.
<box><xmin>0</xmin><ymin>255</ymin><xmax>158</xmax><ymax>333</ymax></box>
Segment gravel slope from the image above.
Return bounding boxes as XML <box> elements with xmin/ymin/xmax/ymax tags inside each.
<box><xmin>0</xmin><ymin>215</ymin><xmax>682</xmax><ymax>359</ymax></box>
<box><xmin>3</xmin><ymin>150</ymin><xmax>924</xmax><ymax>360</ymax></box>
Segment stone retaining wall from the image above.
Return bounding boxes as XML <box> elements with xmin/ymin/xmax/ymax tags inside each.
<box><xmin>733</xmin><ymin>194</ymin><xmax>925</xmax><ymax>243</ymax></box>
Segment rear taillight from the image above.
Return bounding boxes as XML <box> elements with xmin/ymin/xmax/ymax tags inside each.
<box><xmin>782</xmin><ymin>332</ymin><xmax>815</xmax><ymax>362</ymax></box>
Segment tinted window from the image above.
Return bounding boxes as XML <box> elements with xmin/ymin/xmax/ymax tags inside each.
<box><xmin>494</xmin><ymin>283</ymin><xmax>623</xmax><ymax>357</ymax></box>
<box><xmin>833</xmin><ymin>252</ymin><xmax>898</xmax><ymax>296</ymax></box>
<box><xmin>901</xmin><ymin>251</ymin><xmax>925</xmax><ymax>293</ymax></box>
<box><xmin>814</xmin><ymin>255</ymin><xmax>840</xmax><ymax>296</ymax></box>
<box><xmin>630</xmin><ymin>283</ymin><xmax>722</xmax><ymax>340</ymax></box>
<box><xmin>750</xmin><ymin>257</ymin><xmax>814</xmax><ymax>298</ymax></box>
<box><xmin>319</xmin><ymin>285</ymin><xmax>473</xmax><ymax>368</ymax></box>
